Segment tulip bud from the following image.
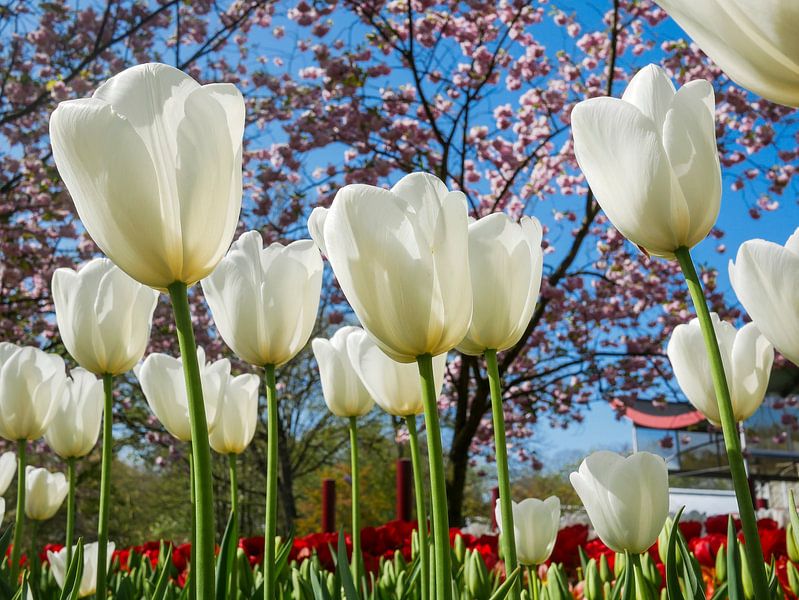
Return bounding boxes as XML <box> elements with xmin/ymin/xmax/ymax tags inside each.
<box><xmin>346</xmin><ymin>328</ymin><xmax>446</xmax><ymax>417</ymax></box>
<box><xmin>465</xmin><ymin>549</ymin><xmax>490</xmax><ymax>600</ymax></box>
<box><xmin>50</xmin><ymin>63</ymin><xmax>246</xmax><ymax>289</ymax></box>
<box><xmin>715</xmin><ymin>542</ymin><xmax>727</xmax><ymax>584</ymax></box>
<box><xmin>789</xmin><ymin>523</ymin><xmax>799</xmax><ymax>563</ymax></box>
<box><xmin>208</xmin><ymin>372</ymin><xmax>260</xmax><ymax>455</ymax></box>
<box><xmin>571</xmin><ymin>64</ymin><xmax>721</xmax><ymax>259</ymax></box>
<box><xmin>570</xmin><ymin>451</ymin><xmax>669</xmax><ymax>554</ymax></box>
<box><xmin>48</xmin><ymin>541</ymin><xmax>115</xmax><ymax>598</ymax></box>
<box><xmin>657</xmin><ymin>517</ymin><xmax>673</xmax><ymax>565</ymax></box>
<box><xmin>202</xmin><ymin>230</ymin><xmax>323</xmax><ymax>367</ymax></box>
<box><xmin>136</xmin><ymin>347</ymin><xmax>230</xmax><ymax>442</ymax></box>
<box><xmin>0</xmin><ymin>452</ymin><xmax>15</xmax><ymax>496</ymax></box>
<box><xmin>788</xmin><ymin>561</ymin><xmax>799</xmax><ymax>598</ymax></box>
<box><xmin>0</xmin><ymin>343</ymin><xmax>66</xmax><ymax>442</ymax></box>
<box><xmin>729</xmin><ymin>229</ymin><xmax>799</xmax><ymax>368</ymax></box>
<box><xmin>25</xmin><ymin>466</ymin><xmax>68</xmax><ymax>520</ymax></box>
<box><xmin>44</xmin><ymin>368</ymin><xmax>103</xmax><ymax>459</ymax></box>
<box><xmin>655</xmin><ymin>0</ymin><xmax>799</xmax><ymax>107</ymax></box>
<box><xmin>599</xmin><ymin>553</ymin><xmax>612</xmax><ymax>584</ymax></box>
<box><xmin>309</xmin><ymin>172</ymin><xmax>472</xmax><ymax>363</ymax></box>
<box><xmin>312</xmin><ymin>327</ymin><xmax>374</xmax><ymax>418</ymax></box>
<box><xmin>453</xmin><ymin>533</ymin><xmax>466</xmax><ymax>565</ymax></box>
<box><xmin>668</xmin><ymin>315</ymin><xmax>773</xmax><ymax>424</ymax></box>
<box><xmin>614</xmin><ymin>552</ymin><xmax>626</xmax><ymax>580</ymax></box>
<box><xmin>739</xmin><ymin>541</ymin><xmax>754</xmax><ymax>600</ymax></box>
<box><xmin>52</xmin><ymin>259</ymin><xmax>158</xmax><ymax>375</ymax></box>
<box><xmin>495</xmin><ymin>496</ymin><xmax>561</xmax><ymax>566</ymax></box>
<box><xmin>584</xmin><ymin>559</ymin><xmax>602</xmax><ymax>600</ymax></box>
<box><xmin>456</xmin><ymin>214</ymin><xmax>543</xmax><ymax>355</ymax></box>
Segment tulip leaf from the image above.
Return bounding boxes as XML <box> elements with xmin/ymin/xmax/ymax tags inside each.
<box><xmin>309</xmin><ymin>566</ymin><xmax>332</xmax><ymax>600</ymax></box>
<box><xmin>215</xmin><ymin>511</ymin><xmax>237</xmax><ymax>600</ymax></box>
<box><xmin>790</xmin><ymin>490</ymin><xmax>799</xmax><ymax>557</ymax></box>
<box><xmin>726</xmin><ymin>516</ymin><xmax>744</xmax><ymax>600</ymax></box>
<box><xmin>152</xmin><ymin>543</ymin><xmax>173</xmax><ymax>600</ymax></box>
<box><xmin>9</xmin><ymin>573</ymin><xmax>27</xmax><ymax>600</ymax></box>
<box><xmin>275</xmin><ymin>528</ymin><xmax>295</xmax><ymax>581</ymax></box>
<box><xmin>665</xmin><ymin>507</ymin><xmax>686</xmax><ymax>600</ymax></box>
<box><xmin>115</xmin><ymin>576</ymin><xmax>135</xmax><ymax>600</ymax></box>
<box><xmin>337</xmin><ymin>530</ymin><xmax>360</xmax><ymax>600</ymax></box>
<box><xmin>488</xmin><ymin>566</ymin><xmax>521</xmax><ymax>600</ymax></box>
<box><xmin>58</xmin><ymin>538</ymin><xmax>84</xmax><ymax>600</ymax></box>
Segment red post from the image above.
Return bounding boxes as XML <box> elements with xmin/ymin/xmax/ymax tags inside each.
<box><xmin>490</xmin><ymin>486</ymin><xmax>500</xmax><ymax>531</ymax></box>
<box><xmin>322</xmin><ymin>478</ymin><xmax>336</xmax><ymax>533</ymax></box>
<box><xmin>396</xmin><ymin>458</ymin><xmax>412</xmax><ymax>522</ymax></box>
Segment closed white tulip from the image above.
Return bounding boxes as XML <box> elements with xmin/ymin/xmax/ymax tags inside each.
<box><xmin>346</xmin><ymin>328</ymin><xmax>447</xmax><ymax>417</ymax></box>
<box><xmin>730</xmin><ymin>229</ymin><xmax>799</xmax><ymax>367</ymax></box>
<box><xmin>570</xmin><ymin>451</ymin><xmax>669</xmax><ymax>554</ymax></box>
<box><xmin>48</xmin><ymin>541</ymin><xmax>115</xmax><ymax>598</ymax></box>
<box><xmin>52</xmin><ymin>258</ymin><xmax>158</xmax><ymax>375</ymax></box>
<box><xmin>313</xmin><ymin>327</ymin><xmax>375</xmax><ymax>418</ymax></box>
<box><xmin>49</xmin><ymin>63</ymin><xmax>245</xmax><ymax>289</ymax></box>
<box><xmin>25</xmin><ymin>466</ymin><xmax>68</xmax><ymax>520</ymax></box>
<box><xmin>202</xmin><ymin>230</ymin><xmax>323</xmax><ymax>367</ymax></box>
<box><xmin>136</xmin><ymin>347</ymin><xmax>230</xmax><ymax>442</ymax></box>
<box><xmin>668</xmin><ymin>315</ymin><xmax>773</xmax><ymax>424</ymax></box>
<box><xmin>495</xmin><ymin>496</ymin><xmax>560</xmax><ymax>566</ymax></box>
<box><xmin>209</xmin><ymin>372</ymin><xmax>260</xmax><ymax>455</ymax></box>
<box><xmin>0</xmin><ymin>343</ymin><xmax>66</xmax><ymax>441</ymax></box>
<box><xmin>571</xmin><ymin>64</ymin><xmax>721</xmax><ymax>259</ymax></box>
<box><xmin>0</xmin><ymin>452</ymin><xmax>15</xmax><ymax>496</ymax></box>
<box><xmin>457</xmin><ymin>214</ymin><xmax>543</xmax><ymax>355</ymax></box>
<box><xmin>44</xmin><ymin>369</ymin><xmax>104</xmax><ymax>459</ymax></box>
<box><xmin>656</xmin><ymin>0</ymin><xmax>799</xmax><ymax>107</ymax></box>
<box><xmin>309</xmin><ymin>172</ymin><xmax>472</xmax><ymax>363</ymax></box>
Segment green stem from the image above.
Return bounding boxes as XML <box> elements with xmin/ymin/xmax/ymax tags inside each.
<box><xmin>228</xmin><ymin>454</ymin><xmax>239</xmax><ymax>599</ymax></box>
<box><xmin>65</xmin><ymin>458</ymin><xmax>76</xmax><ymax>567</ymax></box>
<box><xmin>417</xmin><ymin>353</ymin><xmax>452</xmax><ymax>600</ymax></box>
<box><xmin>624</xmin><ymin>552</ymin><xmax>639</xmax><ymax>600</ymax></box>
<box><xmin>263</xmin><ymin>364</ymin><xmax>278</xmax><ymax>600</ymax></box>
<box><xmin>96</xmin><ymin>373</ymin><xmax>114</xmax><ymax>599</ymax></box>
<box><xmin>10</xmin><ymin>440</ymin><xmax>25</xmax><ymax>582</ymax></box>
<box><xmin>675</xmin><ymin>247</ymin><xmax>770</xmax><ymax>600</ymax></box>
<box><xmin>168</xmin><ymin>282</ymin><xmax>215</xmax><ymax>600</ymax></box>
<box><xmin>485</xmin><ymin>349</ymin><xmax>519</xmax><ymax>600</ymax></box>
<box><xmin>189</xmin><ymin>450</ymin><xmax>196</xmax><ymax>600</ymax></box>
<box><xmin>349</xmin><ymin>417</ymin><xmax>363</xmax><ymax>590</ymax></box>
<box><xmin>406</xmin><ymin>417</ymin><xmax>430</xmax><ymax>600</ymax></box>
<box><xmin>526</xmin><ymin>565</ymin><xmax>539</xmax><ymax>600</ymax></box>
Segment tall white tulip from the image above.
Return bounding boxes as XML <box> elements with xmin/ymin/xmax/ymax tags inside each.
<box><xmin>730</xmin><ymin>229</ymin><xmax>799</xmax><ymax>367</ymax></box>
<box><xmin>208</xmin><ymin>372</ymin><xmax>260</xmax><ymax>455</ymax></box>
<box><xmin>346</xmin><ymin>328</ymin><xmax>446</xmax><ymax>417</ymax></box>
<box><xmin>571</xmin><ymin>64</ymin><xmax>721</xmax><ymax>259</ymax></box>
<box><xmin>570</xmin><ymin>451</ymin><xmax>669</xmax><ymax>554</ymax></box>
<box><xmin>668</xmin><ymin>315</ymin><xmax>773</xmax><ymax>424</ymax></box>
<box><xmin>0</xmin><ymin>343</ymin><xmax>66</xmax><ymax>441</ymax></box>
<box><xmin>25</xmin><ymin>466</ymin><xmax>68</xmax><ymax>520</ymax></box>
<box><xmin>44</xmin><ymin>369</ymin><xmax>104</xmax><ymax>459</ymax></box>
<box><xmin>313</xmin><ymin>327</ymin><xmax>375</xmax><ymax>418</ymax></box>
<box><xmin>49</xmin><ymin>63</ymin><xmax>245</xmax><ymax>289</ymax></box>
<box><xmin>48</xmin><ymin>541</ymin><xmax>115</xmax><ymax>598</ymax></box>
<box><xmin>0</xmin><ymin>452</ymin><xmax>15</xmax><ymax>496</ymax></box>
<box><xmin>309</xmin><ymin>172</ymin><xmax>472</xmax><ymax>363</ymax></box>
<box><xmin>457</xmin><ymin>214</ymin><xmax>543</xmax><ymax>355</ymax></box>
<box><xmin>656</xmin><ymin>0</ymin><xmax>799</xmax><ymax>107</ymax></box>
<box><xmin>136</xmin><ymin>348</ymin><xmax>230</xmax><ymax>442</ymax></box>
<box><xmin>495</xmin><ymin>497</ymin><xmax>560</xmax><ymax>566</ymax></box>
<box><xmin>52</xmin><ymin>259</ymin><xmax>158</xmax><ymax>375</ymax></box>
<box><xmin>202</xmin><ymin>230</ymin><xmax>323</xmax><ymax>367</ymax></box>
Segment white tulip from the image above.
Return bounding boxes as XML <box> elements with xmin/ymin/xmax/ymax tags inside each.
<box><xmin>656</xmin><ymin>0</ymin><xmax>799</xmax><ymax>107</ymax></box>
<box><xmin>346</xmin><ymin>328</ymin><xmax>447</xmax><ymax>417</ymax></box>
<box><xmin>0</xmin><ymin>343</ymin><xmax>66</xmax><ymax>441</ymax></box>
<box><xmin>25</xmin><ymin>466</ymin><xmax>68</xmax><ymax>520</ymax></box>
<box><xmin>570</xmin><ymin>451</ymin><xmax>669</xmax><ymax>554</ymax></box>
<box><xmin>48</xmin><ymin>541</ymin><xmax>115</xmax><ymax>598</ymax></box>
<box><xmin>136</xmin><ymin>347</ymin><xmax>230</xmax><ymax>442</ymax></box>
<box><xmin>202</xmin><ymin>230</ymin><xmax>323</xmax><ymax>367</ymax></box>
<box><xmin>0</xmin><ymin>452</ymin><xmax>15</xmax><ymax>496</ymax></box>
<box><xmin>0</xmin><ymin>498</ymin><xmax>4</xmax><ymax>524</ymax></box>
<box><xmin>571</xmin><ymin>64</ymin><xmax>720</xmax><ymax>259</ymax></box>
<box><xmin>457</xmin><ymin>214</ymin><xmax>543</xmax><ymax>355</ymax></box>
<box><xmin>668</xmin><ymin>315</ymin><xmax>773</xmax><ymax>424</ymax></box>
<box><xmin>49</xmin><ymin>63</ymin><xmax>245</xmax><ymax>289</ymax></box>
<box><xmin>52</xmin><ymin>258</ymin><xmax>158</xmax><ymax>375</ymax></box>
<box><xmin>43</xmin><ymin>368</ymin><xmax>104</xmax><ymax>459</ymax></box>
<box><xmin>313</xmin><ymin>327</ymin><xmax>375</xmax><ymax>418</ymax></box>
<box><xmin>495</xmin><ymin>496</ymin><xmax>560</xmax><ymax>566</ymax></box>
<box><xmin>208</xmin><ymin>372</ymin><xmax>260</xmax><ymax>455</ymax></box>
<box><xmin>730</xmin><ymin>229</ymin><xmax>799</xmax><ymax>367</ymax></box>
<box><xmin>309</xmin><ymin>172</ymin><xmax>472</xmax><ymax>363</ymax></box>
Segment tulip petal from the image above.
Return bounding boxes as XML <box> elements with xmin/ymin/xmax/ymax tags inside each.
<box><xmin>621</xmin><ymin>65</ymin><xmax>676</xmax><ymax>127</ymax></box>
